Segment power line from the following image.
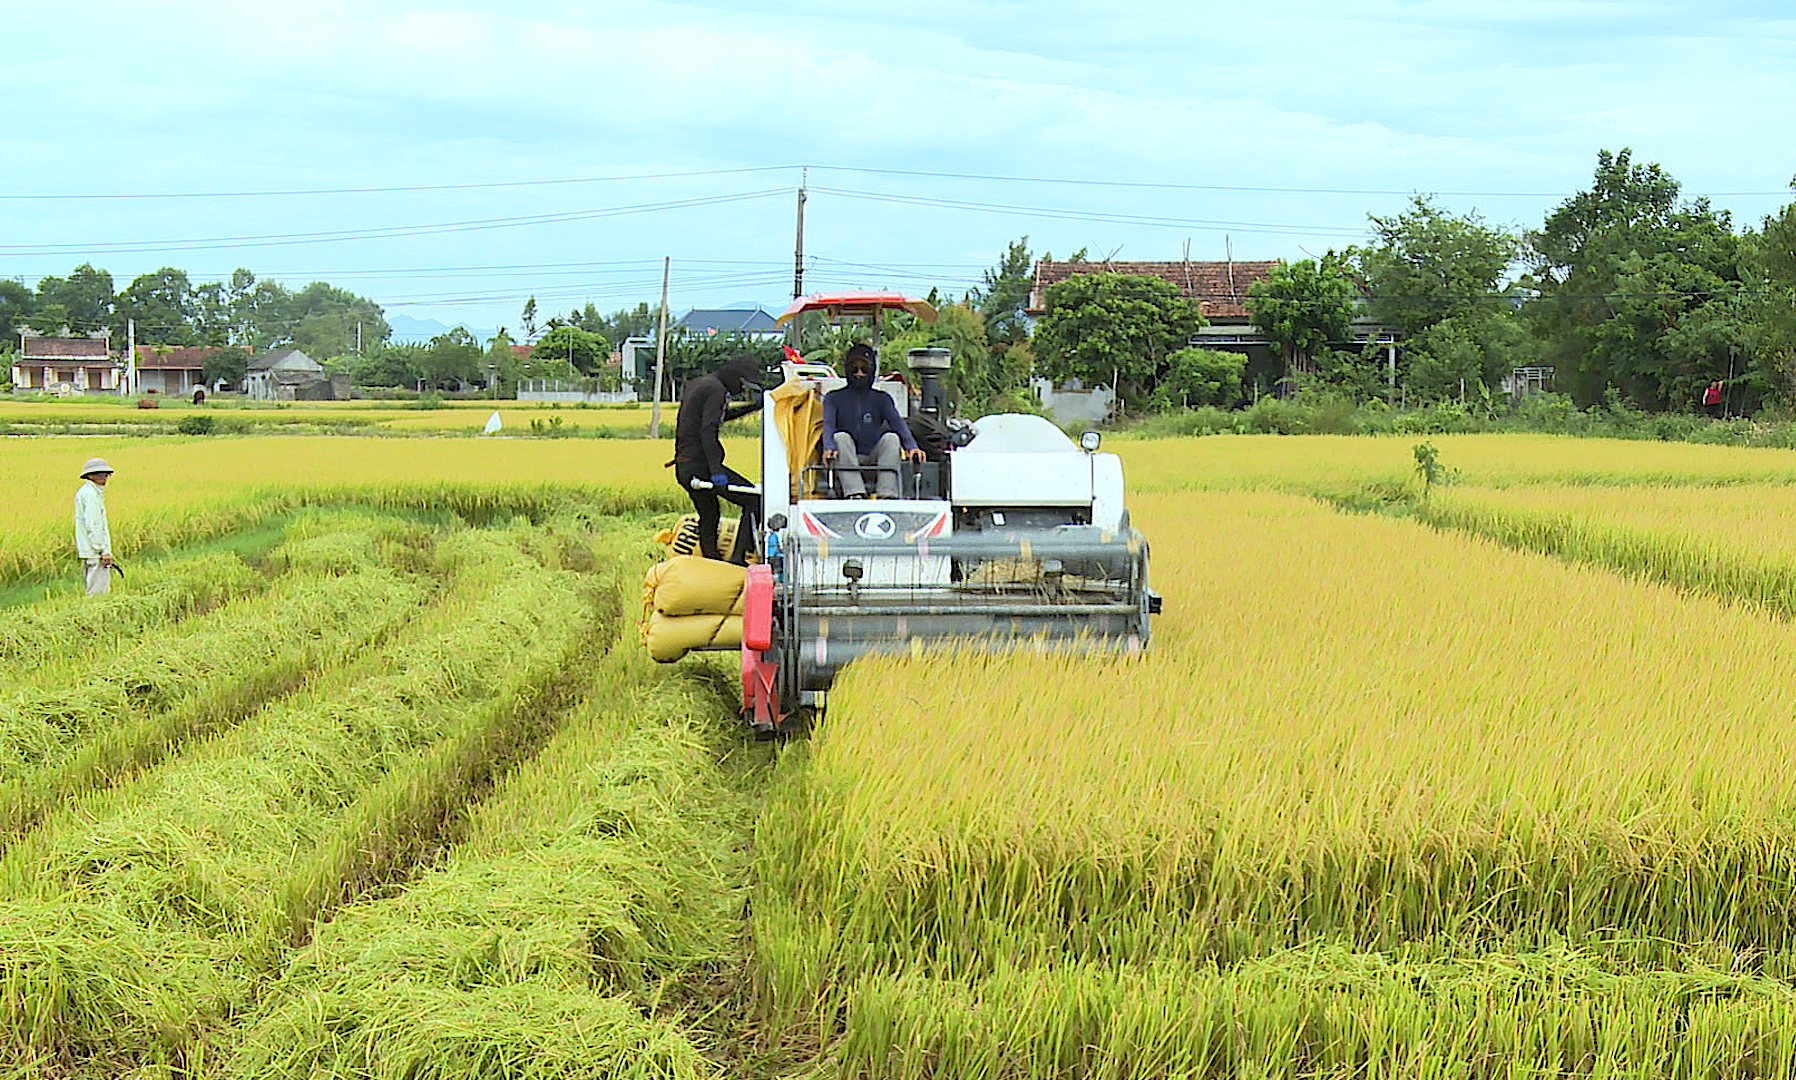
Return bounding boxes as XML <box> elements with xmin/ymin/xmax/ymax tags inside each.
<box><xmin>0</xmin><ymin>166</ymin><xmax>794</xmax><ymax>201</ymax></box>
<box><xmin>6</xmin><ymin>162</ymin><xmax>1789</xmax><ymax>202</ymax></box>
<box><xmin>0</xmin><ymin>190</ymin><xmax>787</xmax><ymax>256</ymax></box>
<box><xmin>810</xmin><ymin>187</ymin><xmax>1367</xmax><ymax>237</ymax></box>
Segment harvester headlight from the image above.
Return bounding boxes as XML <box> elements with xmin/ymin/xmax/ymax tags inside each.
<box><xmin>1080</xmin><ymin>430</ymin><xmax>1102</xmax><ymax>453</ymax></box>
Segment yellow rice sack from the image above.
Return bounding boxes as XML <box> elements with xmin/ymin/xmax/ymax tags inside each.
<box><xmin>642</xmin><ymin>555</ymin><xmax>746</xmax><ymax>617</ymax></box>
<box><xmin>642</xmin><ymin>611</ymin><xmax>743</xmax><ymax>662</ymax></box>
<box><xmin>654</xmin><ymin>514</ymin><xmax>749</xmax><ymax>561</ymax></box>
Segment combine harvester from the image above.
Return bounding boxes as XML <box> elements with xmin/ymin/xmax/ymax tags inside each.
<box><xmin>661</xmin><ymin>292</ymin><xmax>1162</xmax><ymax>734</ymax></box>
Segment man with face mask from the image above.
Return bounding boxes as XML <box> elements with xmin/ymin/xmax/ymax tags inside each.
<box><xmin>821</xmin><ymin>343</ymin><xmax>926</xmax><ymax>499</ymax></box>
<box><xmin>671</xmin><ymin>352</ymin><xmax>764</xmax><ymax>563</ymax></box>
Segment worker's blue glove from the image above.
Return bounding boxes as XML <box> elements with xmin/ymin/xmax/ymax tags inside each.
<box><xmin>710</xmin><ymin>473</ymin><xmax>730</xmax><ymax>489</ymax></box>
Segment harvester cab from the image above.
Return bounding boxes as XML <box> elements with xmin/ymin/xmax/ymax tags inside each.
<box><xmin>731</xmin><ymin>292</ymin><xmax>1163</xmax><ymax>734</ymax></box>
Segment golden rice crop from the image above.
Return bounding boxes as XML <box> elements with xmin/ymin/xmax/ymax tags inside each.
<box><xmin>1110</xmin><ymin>431</ymin><xmax>1796</xmax><ymax>492</ymax></box>
<box><xmin>755</xmin><ymin>490</ymin><xmax>1796</xmax><ymax>1070</ymax></box>
<box><xmin>1436</xmin><ymin>483</ymin><xmax>1796</xmax><ymax>560</ymax></box>
<box><xmin>0</xmin><ymin>440</ymin><xmax>696</xmax><ymax>586</ymax></box>
<box><xmin>1419</xmin><ymin>485</ymin><xmax>1796</xmax><ymax>618</ymax></box>
<box><xmin>0</xmin><ymin>396</ymin><xmax>679</xmax><ymax>435</ymax></box>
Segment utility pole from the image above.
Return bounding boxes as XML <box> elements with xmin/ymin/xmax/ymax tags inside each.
<box><xmin>788</xmin><ymin>170</ymin><xmax>807</xmax><ymax>347</ymax></box>
<box><xmin>650</xmin><ymin>256</ymin><xmax>671</xmax><ymax>439</ymax></box>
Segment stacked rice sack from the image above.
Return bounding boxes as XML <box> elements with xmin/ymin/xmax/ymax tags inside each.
<box><xmin>640</xmin><ymin>555</ymin><xmax>745</xmax><ymax>662</ymax></box>
<box><xmin>651</xmin><ymin>515</ymin><xmax>754</xmax><ymax>563</ymax></box>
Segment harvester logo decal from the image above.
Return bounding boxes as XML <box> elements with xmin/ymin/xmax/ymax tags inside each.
<box><xmin>854</xmin><ymin>512</ymin><xmax>897</xmax><ymax>540</ymax></box>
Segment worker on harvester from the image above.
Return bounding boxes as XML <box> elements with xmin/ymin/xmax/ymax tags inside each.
<box><xmin>821</xmin><ymin>343</ymin><xmax>925</xmax><ymax>499</ymax></box>
<box><xmin>671</xmin><ymin>352</ymin><xmax>763</xmax><ymax>563</ymax></box>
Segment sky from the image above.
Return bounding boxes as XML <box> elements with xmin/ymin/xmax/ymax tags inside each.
<box><xmin>4</xmin><ymin>0</ymin><xmax>1793</xmax><ymax>341</ymax></box>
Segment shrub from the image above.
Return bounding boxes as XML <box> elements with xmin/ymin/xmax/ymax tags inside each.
<box><xmin>176</xmin><ymin>415</ymin><xmax>215</xmax><ymax>436</ymax></box>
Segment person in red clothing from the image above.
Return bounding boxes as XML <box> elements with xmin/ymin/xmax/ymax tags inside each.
<box><xmin>1703</xmin><ymin>380</ymin><xmax>1724</xmax><ymax>419</ymax></box>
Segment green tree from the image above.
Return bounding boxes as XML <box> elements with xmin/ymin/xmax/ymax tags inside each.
<box><xmin>1033</xmin><ymin>272</ymin><xmax>1206</xmax><ymax>407</ymax></box>
<box><xmin>239</xmin><ymin>279</ymin><xmax>388</xmax><ymax>354</ymax></box>
<box><xmin>521</xmin><ymin>297</ymin><xmax>539</xmax><ymax>340</ymax></box>
<box><xmin>971</xmin><ymin>236</ymin><xmax>1034</xmax><ymax>346</ymax></box>
<box><xmin>1525</xmin><ymin>149</ymin><xmax>1745</xmax><ymax>409</ymax></box>
<box><xmin>1742</xmin><ymin>182</ymin><xmax>1796</xmax><ymax>408</ymax></box>
<box><xmin>530</xmin><ymin>324</ymin><xmax>608</xmax><ymax>376</ymax></box>
<box><xmin>114</xmin><ymin>267</ymin><xmax>198</xmax><ymax>345</ymax></box>
<box><xmin>192</xmin><ymin>268</ymin><xmax>258</xmax><ymax>346</ymax></box>
<box><xmin>202</xmin><ymin>347</ymin><xmax>252</xmax><ymax>389</ymax></box>
<box><xmin>1246</xmin><ymin>254</ymin><xmax>1359</xmax><ymax>388</ymax></box>
<box><xmin>1359</xmin><ymin>197</ymin><xmax>1518</xmax><ymax>334</ymax></box>
<box><xmin>351</xmin><ymin>342</ymin><xmax>426</xmax><ymax>388</ymax></box>
<box><xmin>881</xmin><ymin>301</ymin><xmax>1013</xmax><ymax>413</ymax></box>
<box><xmin>1355</xmin><ymin>197</ymin><xmax>1527</xmax><ymax>401</ymax></box>
<box><xmin>421</xmin><ymin>328</ymin><xmax>483</xmax><ymax>390</ymax></box>
<box><xmin>35</xmin><ymin>263</ymin><xmax>114</xmax><ymax>335</ymax></box>
<box><xmin>664</xmin><ymin>334</ymin><xmax>784</xmax><ymax>393</ymax></box>
<box><xmin>1149</xmin><ymin>347</ymin><xmax>1247</xmax><ymax>409</ymax></box>
<box><xmin>0</xmin><ymin>279</ymin><xmax>33</xmax><ymax>343</ymax></box>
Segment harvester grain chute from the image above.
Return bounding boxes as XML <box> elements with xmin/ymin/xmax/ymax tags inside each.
<box><xmin>648</xmin><ymin>291</ymin><xmax>1162</xmax><ymax>734</ymax></box>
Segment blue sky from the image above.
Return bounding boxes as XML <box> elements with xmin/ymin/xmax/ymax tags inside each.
<box><xmin>4</xmin><ymin>0</ymin><xmax>1792</xmax><ymax>339</ymax></box>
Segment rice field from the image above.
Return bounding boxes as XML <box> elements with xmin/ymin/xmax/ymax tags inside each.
<box><xmin>0</xmin><ymin>396</ymin><xmax>675</xmax><ymax>435</ymax></box>
<box><xmin>6</xmin><ymin>428</ymin><xmax>1796</xmax><ymax>1076</ymax></box>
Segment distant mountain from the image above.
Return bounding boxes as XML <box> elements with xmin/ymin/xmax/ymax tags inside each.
<box><xmin>386</xmin><ymin>314</ymin><xmax>497</xmax><ymax>345</ymax></box>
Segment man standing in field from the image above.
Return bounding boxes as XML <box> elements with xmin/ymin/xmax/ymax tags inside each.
<box><xmin>671</xmin><ymin>352</ymin><xmax>763</xmax><ymax>563</ymax></box>
<box><xmin>74</xmin><ymin>457</ymin><xmax>114</xmax><ymax>597</ymax></box>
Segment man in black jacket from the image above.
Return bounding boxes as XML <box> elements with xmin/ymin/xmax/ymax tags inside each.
<box><xmin>671</xmin><ymin>352</ymin><xmax>764</xmax><ymax>563</ymax></box>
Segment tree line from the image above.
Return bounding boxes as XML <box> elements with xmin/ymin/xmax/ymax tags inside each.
<box><xmin>1029</xmin><ymin>150</ymin><xmax>1796</xmax><ymax>416</ymax></box>
<box><xmin>9</xmin><ymin>148</ymin><xmax>1790</xmax><ymax>415</ymax></box>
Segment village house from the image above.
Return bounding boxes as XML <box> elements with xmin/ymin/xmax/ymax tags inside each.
<box><xmin>10</xmin><ymin>332</ymin><xmax>121</xmax><ymax>393</ymax></box>
<box><xmin>1030</xmin><ymin>258</ymin><xmax>1399</xmax><ymax>399</ymax></box>
<box><xmin>129</xmin><ymin>344</ymin><xmax>217</xmax><ymax>396</ymax></box>
<box><xmin>243</xmin><ymin>348</ymin><xmax>345</xmax><ymax>400</ymax></box>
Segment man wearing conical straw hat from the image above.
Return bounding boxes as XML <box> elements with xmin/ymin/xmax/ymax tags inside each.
<box><xmin>74</xmin><ymin>457</ymin><xmax>114</xmax><ymax>597</ymax></box>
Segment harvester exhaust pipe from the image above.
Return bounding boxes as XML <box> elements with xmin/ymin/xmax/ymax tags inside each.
<box><xmin>907</xmin><ymin>347</ymin><xmax>951</xmax><ymax>422</ymax></box>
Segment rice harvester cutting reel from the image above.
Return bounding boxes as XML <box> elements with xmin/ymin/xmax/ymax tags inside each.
<box><xmin>736</xmin><ymin>291</ymin><xmax>1163</xmax><ymax>735</ymax></box>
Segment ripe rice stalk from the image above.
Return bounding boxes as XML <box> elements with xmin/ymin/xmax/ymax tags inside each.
<box><xmin>755</xmin><ymin>491</ymin><xmax>1796</xmax><ymax>1044</ymax></box>
<box><xmin>1423</xmin><ymin>484</ymin><xmax>1796</xmax><ymax>616</ymax></box>
<box><xmin>1109</xmin><ymin>433</ymin><xmax>1796</xmax><ymax>494</ymax></box>
<box><xmin>832</xmin><ymin>950</ymin><xmax>1796</xmax><ymax>1080</ymax></box>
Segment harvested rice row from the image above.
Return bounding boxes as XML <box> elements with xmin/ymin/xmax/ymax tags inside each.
<box><xmin>0</xmin><ymin>550</ymin><xmax>266</xmax><ymax>669</ymax></box>
<box><xmin>0</xmin><ymin>568</ymin><xmax>429</xmax><ymax>841</ymax></box>
<box><xmin>0</xmin><ymin>525</ymin><xmax>609</xmax><ymax>1074</ymax></box>
<box><xmin>755</xmin><ymin>490</ymin><xmax>1796</xmax><ymax>1061</ymax></box>
<box><xmin>225</xmin><ymin>646</ymin><xmax>759</xmax><ymax>1080</ymax></box>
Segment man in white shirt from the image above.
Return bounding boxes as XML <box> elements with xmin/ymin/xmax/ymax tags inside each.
<box><xmin>74</xmin><ymin>457</ymin><xmax>114</xmax><ymax>596</ymax></box>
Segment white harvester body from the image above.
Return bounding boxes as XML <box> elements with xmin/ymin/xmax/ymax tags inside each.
<box><xmin>739</xmin><ymin>357</ymin><xmax>1159</xmax><ymax>731</ymax></box>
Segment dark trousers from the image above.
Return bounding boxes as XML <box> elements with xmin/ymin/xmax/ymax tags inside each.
<box><xmin>675</xmin><ymin>463</ymin><xmax>760</xmax><ymax>563</ymax></box>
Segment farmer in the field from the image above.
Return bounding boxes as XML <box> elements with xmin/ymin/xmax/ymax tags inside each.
<box><xmin>73</xmin><ymin>457</ymin><xmax>114</xmax><ymax>597</ymax></box>
<box><xmin>670</xmin><ymin>352</ymin><xmax>764</xmax><ymax>563</ymax></box>
<box><xmin>822</xmin><ymin>343</ymin><xmax>925</xmax><ymax>499</ymax></box>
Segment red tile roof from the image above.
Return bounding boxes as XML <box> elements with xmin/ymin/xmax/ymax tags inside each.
<box><xmin>22</xmin><ymin>336</ymin><xmax>112</xmax><ymax>360</ymax></box>
<box><xmin>1031</xmin><ymin>259</ymin><xmax>1281</xmax><ymax>322</ymax></box>
<box><xmin>133</xmin><ymin>344</ymin><xmax>225</xmax><ymax>370</ymax></box>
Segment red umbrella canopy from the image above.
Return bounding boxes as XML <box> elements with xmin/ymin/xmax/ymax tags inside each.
<box><xmin>774</xmin><ymin>291</ymin><xmax>939</xmax><ymax>326</ymax></box>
